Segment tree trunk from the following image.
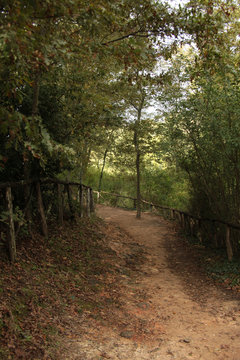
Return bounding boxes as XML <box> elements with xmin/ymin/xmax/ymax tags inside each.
<box><xmin>24</xmin><ymin>159</ymin><xmax>32</xmax><ymax>235</ymax></box>
<box><xmin>98</xmin><ymin>148</ymin><xmax>108</xmax><ymax>193</ymax></box>
<box><xmin>6</xmin><ymin>187</ymin><xmax>16</xmax><ymax>262</ymax></box>
<box><xmin>225</xmin><ymin>225</ymin><xmax>233</xmax><ymax>261</ymax></box>
<box><xmin>66</xmin><ymin>184</ymin><xmax>75</xmax><ymax>219</ymax></box>
<box><xmin>136</xmin><ymin>151</ymin><xmax>141</xmax><ymax>219</ymax></box>
<box><xmin>36</xmin><ymin>182</ymin><xmax>48</xmax><ymax>238</ymax></box>
<box><xmin>79</xmin><ymin>185</ymin><xmax>83</xmax><ymax>218</ymax></box>
<box><xmin>57</xmin><ymin>184</ymin><xmax>64</xmax><ymax>225</ymax></box>
<box><xmin>133</xmin><ymin>94</ymin><xmax>145</xmax><ymax>219</ymax></box>
<box><xmin>86</xmin><ymin>188</ymin><xmax>91</xmax><ymax>218</ymax></box>
<box><xmin>79</xmin><ymin>144</ymin><xmax>91</xmax><ymax>183</ymax></box>
<box><xmin>32</xmin><ymin>72</ymin><xmax>40</xmax><ymax>116</ymax></box>
<box><xmin>24</xmin><ymin>73</ymin><xmax>40</xmax><ymax>234</ymax></box>
<box><xmin>90</xmin><ymin>189</ymin><xmax>95</xmax><ymax>213</ymax></box>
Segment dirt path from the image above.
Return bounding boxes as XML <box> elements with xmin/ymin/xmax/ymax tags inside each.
<box><xmin>62</xmin><ymin>206</ymin><xmax>240</xmax><ymax>360</ymax></box>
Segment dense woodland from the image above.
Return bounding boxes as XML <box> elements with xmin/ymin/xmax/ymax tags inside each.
<box><xmin>1</xmin><ymin>0</ymin><xmax>240</xmax><ymax>256</ymax></box>
<box><xmin>1</xmin><ymin>1</ymin><xmax>240</xmax><ymax>358</ymax></box>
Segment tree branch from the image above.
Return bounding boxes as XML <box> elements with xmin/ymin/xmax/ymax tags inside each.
<box><xmin>101</xmin><ymin>29</ymin><xmax>148</xmax><ymax>45</ymax></box>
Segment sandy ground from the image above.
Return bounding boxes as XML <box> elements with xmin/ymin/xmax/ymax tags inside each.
<box><xmin>62</xmin><ymin>206</ymin><xmax>240</xmax><ymax>360</ymax></box>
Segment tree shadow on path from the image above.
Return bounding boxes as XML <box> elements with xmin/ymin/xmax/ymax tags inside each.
<box><xmin>164</xmin><ymin>224</ymin><xmax>240</xmax><ymax>309</ymax></box>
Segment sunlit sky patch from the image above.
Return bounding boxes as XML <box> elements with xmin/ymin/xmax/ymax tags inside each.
<box><xmin>168</xmin><ymin>0</ymin><xmax>189</xmax><ymax>6</ymax></box>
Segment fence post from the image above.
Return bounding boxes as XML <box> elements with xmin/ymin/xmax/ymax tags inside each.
<box><xmin>90</xmin><ymin>188</ymin><xmax>95</xmax><ymax>213</ymax></box>
<box><xmin>97</xmin><ymin>191</ymin><xmax>100</xmax><ymax>204</ymax></box>
<box><xmin>86</xmin><ymin>188</ymin><xmax>91</xmax><ymax>217</ymax></box>
<box><xmin>186</xmin><ymin>214</ymin><xmax>191</xmax><ymax>234</ymax></box>
<box><xmin>66</xmin><ymin>184</ymin><xmax>74</xmax><ymax>218</ymax></box>
<box><xmin>183</xmin><ymin>213</ymin><xmax>187</xmax><ymax>230</ymax></box>
<box><xmin>225</xmin><ymin>225</ymin><xmax>233</xmax><ymax>261</ymax></box>
<box><xmin>180</xmin><ymin>212</ymin><xmax>184</xmax><ymax>227</ymax></box>
<box><xmin>6</xmin><ymin>187</ymin><xmax>16</xmax><ymax>262</ymax></box>
<box><xmin>198</xmin><ymin>219</ymin><xmax>202</xmax><ymax>243</ymax></box>
<box><xmin>79</xmin><ymin>185</ymin><xmax>83</xmax><ymax>218</ymax></box>
<box><xmin>57</xmin><ymin>184</ymin><xmax>64</xmax><ymax>225</ymax></box>
<box><xmin>212</xmin><ymin>220</ymin><xmax>217</xmax><ymax>248</ymax></box>
<box><xmin>189</xmin><ymin>216</ymin><xmax>193</xmax><ymax>236</ymax></box>
<box><xmin>184</xmin><ymin>214</ymin><xmax>188</xmax><ymax>230</ymax></box>
<box><xmin>36</xmin><ymin>182</ymin><xmax>48</xmax><ymax>238</ymax></box>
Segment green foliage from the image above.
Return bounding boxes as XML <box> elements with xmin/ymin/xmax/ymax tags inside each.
<box><xmin>205</xmin><ymin>254</ymin><xmax>240</xmax><ymax>288</ymax></box>
<box><xmin>2</xmin><ymin>0</ymin><xmax>239</xmax><ymax>258</ymax></box>
<box><xmin>86</xmin><ymin>161</ymin><xmax>189</xmax><ymax>210</ymax></box>
<box><xmin>0</xmin><ymin>207</ymin><xmax>26</xmax><ymax>228</ymax></box>
<box><xmin>141</xmin><ymin>167</ymin><xmax>190</xmax><ymax>210</ymax></box>
<box><xmin>0</xmin><ymin>0</ymin><xmax>185</xmax><ymax>183</ymax></box>
<box><xmin>160</xmin><ymin>2</ymin><xmax>240</xmax><ymax>258</ymax></box>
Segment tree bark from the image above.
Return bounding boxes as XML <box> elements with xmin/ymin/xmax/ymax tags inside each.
<box><xmin>90</xmin><ymin>189</ymin><xmax>95</xmax><ymax>213</ymax></box>
<box><xmin>32</xmin><ymin>72</ymin><xmax>40</xmax><ymax>116</ymax></box>
<box><xmin>225</xmin><ymin>225</ymin><xmax>233</xmax><ymax>261</ymax></box>
<box><xmin>136</xmin><ymin>151</ymin><xmax>141</xmax><ymax>219</ymax></box>
<box><xmin>79</xmin><ymin>144</ymin><xmax>91</xmax><ymax>183</ymax></box>
<box><xmin>86</xmin><ymin>188</ymin><xmax>91</xmax><ymax>217</ymax></box>
<box><xmin>66</xmin><ymin>184</ymin><xmax>75</xmax><ymax>219</ymax></box>
<box><xmin>24</xmin><ymin>158</ymin><xmax>32</xmax><ymax>235</ymax></box>
<box><xmin>6</xmin><ymin>187</ymin><xmax>16</xmax><ymax>262</ymax></box>
<box><xmin>79</xmin><ymin>185</ymin><xmax>83</xmax><ymax>218</ymax></box>
<box><xmin>36</xmin><ymin>182</ymin><xmax>48</xmax><ymax>238</ymax></box>
<box><xmin>57</xmin><ymin>184</ymin><xmax>64</xmax><ymax>225</ymax></box>
<box><xmin>133</xmin><ymin>93</ymin><xmax>145</xmax><ymax>219</ymax></box>
<box><xmin>98</xmin><ymin>148</ymin><xmax>108</xmax><ymax>193</ymax></box>
<box><xmin>23</xmin><ymin>73</ymin><xmax>40</xmax><ymax>234</ymax></box>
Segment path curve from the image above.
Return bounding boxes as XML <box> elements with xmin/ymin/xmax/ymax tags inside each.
<box><xmin>63</xmin><ymin>206</ymin><xmax>240</xmax><ymax>360</ymax></box>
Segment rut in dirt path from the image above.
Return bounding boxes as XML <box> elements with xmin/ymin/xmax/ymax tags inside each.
<box><xmin>62</xmin><ymin>206</ymin><xmax>240</xmax><ymax>360</ymax></box>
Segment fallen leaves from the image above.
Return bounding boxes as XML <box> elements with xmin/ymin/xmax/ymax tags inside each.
<box><xmin>0</xmin><ymin>217</ymin><xmax>124</xmax><ymax>359</ymax></box>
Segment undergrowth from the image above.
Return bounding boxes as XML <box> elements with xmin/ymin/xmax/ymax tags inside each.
<box><xmin>184</xmin><ymin>232</ymin><xmax>240</xmax><ymax>290</ymax></box>
<box><xmin>0</xmin><ymin>216</ymin><xmax>119</xmax><ymax>359</ymax></box>
<box><xmin>204</xmin><ymin>251</ymin><xmax>240</xmax><ymax>289</ymax></box>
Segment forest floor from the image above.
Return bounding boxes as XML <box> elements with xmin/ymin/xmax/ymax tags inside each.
<box><xmin>62</xmin><ymin>205</ymin><xmax>240</xmax><ymax>360</ymax></box>
<box><xmin>1</xmin><ymin>205</ymin><xmax>240</xmax><ymax>359</ymax></box>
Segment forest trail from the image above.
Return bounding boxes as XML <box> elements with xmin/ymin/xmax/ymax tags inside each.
<box><xmin>63</xmin><ymin>206</ymin><xmax>240</xmax><ymax>360</ymax></box>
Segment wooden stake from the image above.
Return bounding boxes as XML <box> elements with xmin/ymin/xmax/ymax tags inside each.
<box><xmin>36</xmin><ymin>182</ymin><xmax>48</xmax><ymax>238</ymax></box>
<box><xmin>6</xmin><ymin>187</ymin><xmax>16</xmax><ymax>262</ymax></box>
<box><xmin>189</xmin><ymin>217</ymin><xmax>193</xmax><ymax>236</ymax></box>
<box><xmin>79</xmin><ymin>185</ymin><xmax>83</xmax><ymax>218</ymax></box>
<box><xmin>225</xmin><ymin>225</ymin><xmax>233</xmax><ymax>261</ymax></box>
<box><xmin>180</xmin><ymin>212</ymin><xmax>184</xmax><ymax>227</ymax></box>
<box><xmin>90</xmin><ymin>189</ymin><xmax>95</xmax><ymax>213</ymax></box>
<box><xmin>57</xmin><ymin>184</ymin><xmax>63</xmax><ymax>225</ymax></box>
<box><xmin>66</xmin><ymin>184</ymin><xmax>74</xmax><ymax>218</ymax></box>
<box><xmin>86</xmin><ymin>188</ymin><xmax>91</xmax><ymax>217</ymax></box>
<box><xmin>198</xmin><ymin>219</ymin><xmax>202</xmax><ymax>243</ymax></box>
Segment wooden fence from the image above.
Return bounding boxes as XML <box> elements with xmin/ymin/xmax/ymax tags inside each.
<box><xmin>0</xmin><ymin>179</ymin><xmax>95</xmax><ymax>262</ymax></box>
<box><xmin>95</xmin><ymin>190</ymin><xmax>239</xmax><ymax>261</ymax></box>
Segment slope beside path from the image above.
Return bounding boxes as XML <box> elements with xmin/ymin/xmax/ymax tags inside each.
<box><xmin>62</xmin><ymin>205</ymin><xmax>240</xmax><ymax>360</ymax></box>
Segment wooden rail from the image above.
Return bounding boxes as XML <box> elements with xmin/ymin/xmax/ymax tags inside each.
<box><xmin>0</xmin><ymin>178</ymin><xmax>95</xmax><ymax>262</ymax></box>
<box><xmin>0</xmin><ymin>178</ymin><xmax>91</xmax><ymax>189</ymax></box>
<box><xmin>95</xmin><ymin>190</ymin><xmax>238</xmax><ymax>261</ymax></box>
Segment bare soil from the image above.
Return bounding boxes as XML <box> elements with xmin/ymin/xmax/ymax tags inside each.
<box><xmin>62</xmin><ymin>206</ymin><xmax>240</xmax><ymax>360</ymax></box>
